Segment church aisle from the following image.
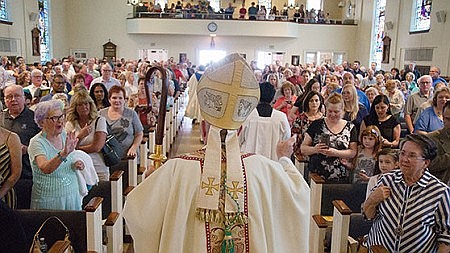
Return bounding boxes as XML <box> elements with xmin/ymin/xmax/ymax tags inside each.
<box><xmin>123</xmin><ymin>117</ymin><xmax>203</xmax><ymax>253</ymax></box>
<box><xmin>169</xmin><ymin>117</ymin><xmax>204</xmax><ymax>157</ymax></box>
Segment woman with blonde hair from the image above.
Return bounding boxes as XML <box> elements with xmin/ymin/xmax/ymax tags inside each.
<box><xmin>342</xmin><ymin>83</ymin><xmax>368</xmax><ymax>135</ymax></box>
<box><xmin>301</xmin><ymin>92</ymin><xmax>358</xmax><ymax>182</ymax></box>
<box><xmin>65</xmin><ymin>90</ymin><xmax>109</xmax><ymax>180</ymax></box>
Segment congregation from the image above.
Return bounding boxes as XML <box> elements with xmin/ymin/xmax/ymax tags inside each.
<box><xmin>135</xmin><ymin>0</ymin><xmax>330</xmax><ymax>23</ymax></box>
<box><xmin>0</xmin><ymin>53</ymin><xmax>449</xmax><ymax>252</ymax></box>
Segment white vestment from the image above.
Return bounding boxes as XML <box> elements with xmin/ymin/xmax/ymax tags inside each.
<box><xmin>185</xmin><ymin>73</ymin><xmax>203</xmax><ymax>121</ymax></box>
<box><xmin>239</xmin><ymin>108</ymin><xmax>291</xmax><ymax>160</ymax></box>
<box><xmin>123</xmin><ymin>152</ymin><xmax>310</xmax><ymax>253</ymax></box>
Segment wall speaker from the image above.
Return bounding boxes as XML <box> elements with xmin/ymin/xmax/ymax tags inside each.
<box><xmin>385</xmin><ymin>21</ymin><xmax>394</xmax><ymax>30</ymax></box>
<box><xmin>29</xmin><ymin>12</ymin><xmax>39</xmax><ymax>22</ymax></box>
<box><xmin>436</xmin><ymin>10</ymin><xmax>447</xmax><ymax>23</ymax></box>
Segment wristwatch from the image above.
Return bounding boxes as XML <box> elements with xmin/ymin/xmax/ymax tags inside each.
<box><xmin>57</xmin><ymin>151</ymin><xmax>67</xmax><ymax>162</ymax></box>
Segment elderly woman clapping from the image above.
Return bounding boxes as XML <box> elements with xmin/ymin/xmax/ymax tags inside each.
<box><xmin>28</xmin><ymin>100</ymin><xmax>84</xmax><ymax>210</ymax></box>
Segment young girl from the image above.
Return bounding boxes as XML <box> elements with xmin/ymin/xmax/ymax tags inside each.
<box><xmin>365</xmin><ymin>148</ymin><xmax>399</xmax><ymax>199</ymax></box>
<box><xmin>342</xmin><ymin>125</ymin><xmax>382</xmax><ymax>184</ymax></box>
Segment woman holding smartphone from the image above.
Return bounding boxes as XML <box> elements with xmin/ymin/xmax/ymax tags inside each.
<box><xmin>301</xmin><ymin>93</ymin><xmax>358</xmax><ymax>183</ymax></box>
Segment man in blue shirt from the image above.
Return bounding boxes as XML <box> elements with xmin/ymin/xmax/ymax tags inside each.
<box><xmin>430</xmin><ymin>66</ymin><xmax>448</xmax><ymax>87</ymax></box>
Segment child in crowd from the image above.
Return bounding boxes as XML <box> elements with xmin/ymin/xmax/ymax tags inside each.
<box><xmin>365</xmin><ymin>148</ymin><xmax>399</xmax><ymax>199</ymax></box>
<box><xmin>342</xmin><ymin>125</ymin><xmax>382</xmax><ymax>184</ymax></box>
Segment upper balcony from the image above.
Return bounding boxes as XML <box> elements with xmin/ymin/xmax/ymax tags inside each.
<box><xmin>126</xmin><ymin>9</ymin><xmax>358</xmax><ymax>38</ymax></box>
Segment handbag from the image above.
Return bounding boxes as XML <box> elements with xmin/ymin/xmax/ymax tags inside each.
<box><xmin>29</xmin><ymin>216</ymin><xmax>74</xmax><ymax>253</ymax></box>
<box><xmin>95</xmin><ymin>117</ymin><xmax>124</xmax><ymax>167</ymax></box>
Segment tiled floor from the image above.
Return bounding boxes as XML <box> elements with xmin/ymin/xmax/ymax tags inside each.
<box><xmin>123</xmin><ymin>116</ymin><xmax>203</xmax><ymax>253</ymax></box>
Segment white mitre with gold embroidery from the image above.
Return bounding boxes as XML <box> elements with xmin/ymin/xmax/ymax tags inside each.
<box><xmin>196</xmin><ymin>53</ymin><xmax>260</xmax><ymax>222</ymax></box>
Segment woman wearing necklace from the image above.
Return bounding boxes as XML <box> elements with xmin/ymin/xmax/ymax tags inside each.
<box><xmin>28</xmin><ymin>100</ymin><xmax>84</xmax><ymax>210</ymax></box>
<box><xmin>291</xmin><ymin>91</ymin><xmax>324</xmax><ymax>162</ymax></box>
<box><xmin>360</xmin><ymin>95</ymin><xmax>401</xmax><ymax>148</ymax></box>
<box><xmin>363</xmin><ymin>134</ymin><xmax>450</xmax><ymax>253</ymax></box>
<box><xmin>301</xmin><ymin>93</ymin><xmax>358</xmax><ymax>183</ymax></box>
<box><xmin>99</xmin><ymin>85</ymin><xmax>143</xmax><ymax>160</ymax></box>
<box><xmin>66</xmin><ymin>90</ymin><xmax>109</xmax><ymax>181</ymax></box>
<box><xmin>414</xmin><ymin>87</ymin><xmax>450</xmax><ymax>135</ymax></box>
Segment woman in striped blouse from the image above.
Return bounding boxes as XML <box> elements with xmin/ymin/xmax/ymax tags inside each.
<box><xmin>363</xmin><ymin>134</ymin><xmax>450</xmax><ymax>253</ymax></box>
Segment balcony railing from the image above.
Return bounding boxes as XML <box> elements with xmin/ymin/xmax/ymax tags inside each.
<box><xmin>131</xmin><ymin>9</ymin><xmax>357</xmax><ymax>25</ymax></box>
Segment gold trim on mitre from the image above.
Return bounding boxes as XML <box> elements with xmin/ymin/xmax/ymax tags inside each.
<box><xmin>197</xmin><ymin>53</ymin><xmax>260</xmax><ymax>130</ymax></box>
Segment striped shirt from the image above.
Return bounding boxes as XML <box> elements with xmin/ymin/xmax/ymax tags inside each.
<box><xmin>367</xmin><ymin>169</ymin><xmax>450</xmax><ymax>252</ymax></box>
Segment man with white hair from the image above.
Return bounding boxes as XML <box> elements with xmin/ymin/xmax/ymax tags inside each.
<box><xmin>24</xmin><ymin>69</ymin><xmax>50</xmax><ymax>100</ymax></box>
<box><xmin>404</xmin><ymin>75</ymin><xmax>432</xmax><ymax>134</ymax></box>
<box><xmin>87</xmin><ymin>58</ymin><xmax>100</xmax><ymax>78</ymax></box>
<box><xmin>123</xmin><ymin>54</ymin><xmax>310</xmax><ymax>253</ymax></box>
<box><xmin>90</xmin><ymin>63</ymin><xmax>120</xmax><ymax>91</ymax></box>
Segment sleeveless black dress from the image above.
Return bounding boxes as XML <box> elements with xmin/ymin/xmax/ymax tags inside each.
<box><xmin>0</xmin><ymin>132</ymin><xmax>16</xmax><ymax>209</ymax></box>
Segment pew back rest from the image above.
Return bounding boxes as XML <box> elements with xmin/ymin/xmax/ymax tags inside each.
<box><xmin>15</xmin><ymin>209</ymin><xmax>87</xmax><ymax>253</ymax></box>
<box><xmin>349</xmin><ymin>213</ymin><xmax>373</xmax><ymax>240</ymax></box>
<box><xmin>321</xmin><ymin>183</ymin><xmax>367</xmax><ymax>216</ymax></box>
<box><xmin>83</xmin><ymin>180</ymin><xmax>112</xmax><ymax>219</ymax></box>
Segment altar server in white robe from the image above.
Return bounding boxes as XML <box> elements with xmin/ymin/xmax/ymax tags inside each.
<box><xmin>123</xmin><ymin>53</ymin><xmax>310</xmax><ymax>253</ymax></box>
<box><xmin>239</xmin><ymin>81</ymin><xmax>291</xmax><ymax>160</ymax></box>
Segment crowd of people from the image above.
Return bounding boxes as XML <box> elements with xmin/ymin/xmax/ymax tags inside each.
<box><xmin>0</xmin><ymin>53</ymin><xmax>449</xmax><ymax>252</ymax></box>
<box><xmin>136</xmin><ymin>0</ymin><xmax>331</xmax><ymax>23</ymax></box>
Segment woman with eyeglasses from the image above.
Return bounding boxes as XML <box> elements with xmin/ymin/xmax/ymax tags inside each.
<box><xmin>28</xmin><ymin>100</ymin><xmax>84</xmax><ymax>210</ymax></box>
<box><xmin>363</xmin><ymin>134</ymin><xmax>450</xmax><ymax>253</ymax></box>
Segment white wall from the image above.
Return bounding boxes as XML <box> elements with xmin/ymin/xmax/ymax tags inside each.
<box><xmin>385</xmin><ymin>0</ymin><xmax>450</xmax><ymax>75</ymax></box>
<box><xmin>59</xmin><ymin>0</ymin><xmax>358</xmax><ymax>66</ymax></box>
<box><xmin>2</xmin><ymin>0</ymin><xmax>449</xmax><ymax>75</ymax></box>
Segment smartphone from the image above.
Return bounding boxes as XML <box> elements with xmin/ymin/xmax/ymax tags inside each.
<box><xmin>319</xmin><ymin>134</ymin><xmax>331</xmax><ymax>146</ymax></box>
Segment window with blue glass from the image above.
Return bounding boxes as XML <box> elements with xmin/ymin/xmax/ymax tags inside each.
<box><xmin>410</xmin><ymin>0</ymin><xmax>431</xmax><ymax>32</ymax></box>
<box><xmin>38</xmin><ymin>0</ymin><xmax>51</xmax><ymax>63</ymax></box>
<box><xmin>0</xmin><ymin>0</ymin><xmax>8</xmax><ymax>21</ymax></box>
<box><xmin>370</xmin><ymin>0</ymin><xmax>386</xmax><ymax>67</ymax></box>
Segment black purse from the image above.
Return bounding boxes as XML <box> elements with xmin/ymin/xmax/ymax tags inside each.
<box><xmin>95</xmin><ymin>117</ymin><xmax>124</xmax><ymax>167</ymax></box>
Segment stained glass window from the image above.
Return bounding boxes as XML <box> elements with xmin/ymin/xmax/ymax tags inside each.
<box><xmin>38</xmin><ymin>0</ymin><xmax>51</xmax><ymax>63</ymax></box>
<box><xmin>411</xmin><ymin>0</ymin><xmax>431</xmax><ymax>32</ymax></box>
<box><xmin>370</xmin><ymin>0</ymin><xmax>386</xmax><ymax>67</ymax></box>
<box><xmin>0</xmin><ymin>0</ymin><xmax>8</xmax><ymax>21</ymax></box>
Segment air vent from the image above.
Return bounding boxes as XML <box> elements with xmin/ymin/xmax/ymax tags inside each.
<box><xmin>404</xmin><ymin>48</ymin><xmax>433</xmax><ymax>62</ymax></box>
<box><xmin>0</xmin><ymin>37</ymin><xmax>20</xmax><ymax>54</ymax></box>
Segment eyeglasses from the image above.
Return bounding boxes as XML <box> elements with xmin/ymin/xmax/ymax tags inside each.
<box><xmin>5</xmin><ymin>94</ymin><xmax>24</xmax><ymax>101</ymax></box>
<box><xmin>399</xmin><ymin>150</ymin><xmax>425</xmax><ymax>161</ymax></box>
<box><xmin>46</xmin><ymin>114</ymin><xmax>65</xmax><ymax>122</ymax></box>
<box><xmin>419</xmin><ymin>81</ymin><xmax>431</xmax><ymax>86</ymax></box>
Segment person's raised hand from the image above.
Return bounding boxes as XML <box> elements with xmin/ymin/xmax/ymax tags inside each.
<box><xmin>62</xmin><ymin>130</ymin><xmax>78</xmax><ymax>157</ymax></box>
<box><xmin>277</xmin><ymin>134</ymin><xmax>297</xmax><ymax>159</ymax></box>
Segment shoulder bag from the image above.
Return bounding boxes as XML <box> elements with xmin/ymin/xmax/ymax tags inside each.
<box><xmin>95</xmin><ymin>117</ymin><xmax>124</xmax><ymax>167</ymax></box>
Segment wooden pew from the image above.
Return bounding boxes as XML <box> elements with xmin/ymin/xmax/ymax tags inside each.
<box><xmin>15</xmin><ymin>197</ymin><xmax>104</xmax><ymax>253</ymax></box>
<box><xmin>139</xmin><ymin>138</ymin><xmax>149</xmax><ymax>184</ymax></box>
<box><xmin>82</xmin><ymin>170</ymin><xmax>124</xmax><ymax>252</ymax></box>
<box><xmin>309</xmin><ymin>173</ymin><xmax>368</xmax><ymax>252</ymax></box>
